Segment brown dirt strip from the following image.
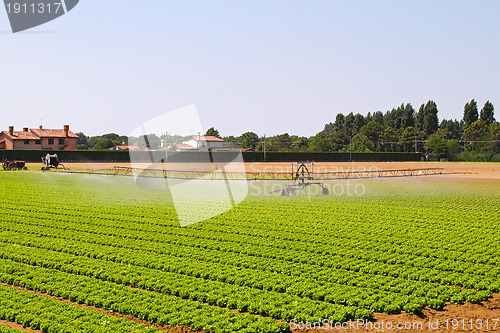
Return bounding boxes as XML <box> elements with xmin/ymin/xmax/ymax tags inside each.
<box><xmin>27</xmin><ymin>161</ymin><xmax>500</xmax><ymax>181</ymax></box>
<box><xmin>0</xmin><ymin>283</ymin><xmax>196</xmax><ymax>333</ymax></box>
<box><xmin>0</xmin><ymin>320</ymin><xmax>39</xmax><ymax>333</ymax></box>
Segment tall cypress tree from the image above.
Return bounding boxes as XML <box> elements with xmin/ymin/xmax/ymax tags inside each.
<box><xmin>401</xmin><ymin>103</ymin><xmax>415</xmax><ymax>128</ymax></box>
<box><xmin>423</xmin><ymin>100</ymin><xmax>439</xmax><ymax>137</ymax></box>
<box><xmin>463</xmin><ymin>99</ymin><xmax>479</xmax><ymax>129</ymax></box>
<box><xmin>334</xmin><ymin>113</ymin><xmax>345</xmax><ymax>133</ymax></box>
<box><xmin>480</xmin><ymin>101</ymin><xmax>495</xmax><ymax>125</ymax></box>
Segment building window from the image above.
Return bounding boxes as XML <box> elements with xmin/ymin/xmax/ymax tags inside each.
<box><xmin>48</xmin><ymin>139</ymin><xmax>54</xmax><ymax>145</ymax></box>
<box><xmin>58</xmin><ymin>139</ymin><xmax>65</xmax><ymax>145</ymax></box>
<box><xmin>24</xmin><ymin>140</ymin><xmax>30</xmax><ymax>145</ymax></box>
<box><xmin>35</xmin><ymin>140</ymin><xmax>41</xmax><ymax>145</ymax></box>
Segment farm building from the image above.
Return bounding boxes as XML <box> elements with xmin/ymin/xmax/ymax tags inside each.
<box><xmin>176</xmin><ymin>135</ymin><xmax>225</xmax><ymax>151</ymax></box>
<box><xmin>108</xmin><ymin>145</ymin><xmax>149</xmax><ymax>151</ymax></box>
<box><xmin>0</xmin><ymin>125</ymin><xmax>78</xmax><ymax>150</ymax></box>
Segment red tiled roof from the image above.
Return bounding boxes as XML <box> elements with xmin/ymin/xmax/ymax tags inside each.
<box><xmin>1</xmin><ymin>131</ymin><xmax>39</xmax><ymax>140</ymax></box>
<box><xmin>30</xmin><ymin>128</ymin><xmax>78</xmax><ymax>138</ymax></box>
<box><xmin>191</xmin><ymin>135</ymin><xmax>224</xmax><ymax>142</ymax></box>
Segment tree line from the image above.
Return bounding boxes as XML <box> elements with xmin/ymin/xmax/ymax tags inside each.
<box><xmin>76</xmin><ymin>99</ymin><xmax>499</xmax><ymax>161</ymax></box>
<box><xmin>222</xmin><ymin>99</ymin><xmax>499</xmax><ymax>161</ymax></box>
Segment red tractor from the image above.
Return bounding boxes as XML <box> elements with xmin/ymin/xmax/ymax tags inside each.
<box><xmin>2</xmin><ymin>160</ymin><xmax>28</xmax><ymax>171</ymax></box>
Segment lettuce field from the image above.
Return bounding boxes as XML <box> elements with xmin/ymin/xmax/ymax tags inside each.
<box><xmin>0</xmin><ymin>172</ymin><xmax>499</xmax><ymax>332</ymax></box>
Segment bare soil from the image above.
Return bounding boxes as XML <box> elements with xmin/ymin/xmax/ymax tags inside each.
<box><xmin>0</xmin><ymin>319</ymin><xmax>40</xmax><ymax>333</ymax></box>
<box><xmin>30</xmin><ymin>161</ymin><xmax>500</xmax><ymax>181</ymax></box>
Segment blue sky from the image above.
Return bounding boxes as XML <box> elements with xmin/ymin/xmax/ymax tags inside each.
<box><xmin>1</xmin><ymin>1</ymin><xmax>499</xmax><ymax>137</ymax></box>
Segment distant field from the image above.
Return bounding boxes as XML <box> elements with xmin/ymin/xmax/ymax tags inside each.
<box><xmin>27</xmin><ymin>161</ymin><xmax>500</xmax><ymax>182</ymax></box>
<box><xmin>0</xmin><ymin>171</ymin><xmax>499</xmax><ymax>332</ymax></box>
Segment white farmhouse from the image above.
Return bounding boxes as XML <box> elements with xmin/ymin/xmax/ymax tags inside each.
<box><xmin>176</xmin><ymin>135</ymin><xmax>225</xmax><ymax>151</ymax></box>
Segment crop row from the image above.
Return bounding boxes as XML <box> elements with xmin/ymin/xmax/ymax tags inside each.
<box><xmin>0</xmin><ymin>259</ymin><xmax>289</xmax><ymax>333</ymax></box>
<box><xmin>0</xmin><ymin>284</ymin><xmax>158</xmax><ymax>333</ymax></box>
<box><xmin>0</xmin><ymin>324</ymin><xmax>24</xmax><ymax>333</ymax></box>
<box><xmin>0</xmin><ymin>243</ymin><xmax>372</xmax><ymax>321</ymax></box>
<box><xmin>0</xmin><ymin>237</ymin><xmax>366</xmax><ymax>322</ymax></box>
<box><xmin>0</xmin><ymin>230</ymin><xmax>489</xmax><ymax>315</ymax></box>
<box><xmin>1</xmin><ymin>217</ymin><xmax>497</xmax><ymax>295</ymax></box>
<box><xmin>3</xmin><ymin>199</ymin><xmax>500</xmax><ymax>268</ymax></box>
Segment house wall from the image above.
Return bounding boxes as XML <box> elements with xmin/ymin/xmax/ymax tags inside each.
<box><xmin>0</xmin><ymin>131</ymin><xmax>78</xmax><ymax>150</ymax></box>
<box><xmin>0</xmin><ymin>136</ymin><xmax>13</xmax><ymax>149</ymax></box>
<box><xmin>183</xmin><ymin>139</ymin><xmax>225</xmax><ymax>150</ymax></box>
<box><xmin>13</xmin><ymin>140</ymin><xmax>42</xmax><ymax>150</ymax></box>
<box><xmin>40</xmin><ymin>137</ymin><xmax>77</xmax><ymax>150</ymax></box>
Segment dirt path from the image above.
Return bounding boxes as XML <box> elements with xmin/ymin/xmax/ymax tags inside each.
<box><xmin>0</xmin><ymin>320</ymin><xmax>40</xmax><ymax>333</ymax></box>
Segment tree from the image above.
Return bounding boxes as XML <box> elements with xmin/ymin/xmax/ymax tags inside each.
<box><xmin>76</xmin><ymin>132</ymin><xmax>88</xmax><ymax>145</ymax></box>
<box><xmin>349</xmin><ymin>133</ymin><xmax>374</xmax><ymax>153</ymax></box>
<box><xmin>400</xmin><ymin>127</ymin><xmax>418</xmax><ymax>152</ymax></box>
<box><xmin>269</xmin><ymin>133</ymin><xmax>291</xmax><ymax>151</ymax></box>
<box><xmin>291</xmin><ymin>137</ymin><xmax>309</xmax><ymax>152</ymax></box>
<box><xmin>92</xmin><ymin>138</ymin><xmax>114</xmax><ymax>150</ymax></box>
<box><xmin>344</xmin><ymin>112</ymin><xmax>355</xmax><ymax>137</ymax></box>
<box><xmin>334</xmin><ymin>113</ymin><xmax>345</xmax><ymax>133</ymax></box>
<box><xmin>401</xmin><ymin>103</ymin><xmax>415</xmax><ymax>128</ymax></box>
<box><xmin>360</xmin><ymin>121</ymin><xmax>384</xmax><ymax>149</ymax></box>
<box><xmin>440</xmin><ymin>119</ymin><xmax>461</xmax><ymax>139</ymax></box>
<box><xmin>373</xmin><ymin>111</ymin><xmax>384</xmax><ymax>126</ymax></box>
<box><xmin>486</xmin><ymin>122</ymin><xmax>500</xmax><ymax>152</ymax></box>
<box><xmin>308</xmin><ymin>132</ymin><xmax>333</xmax><ymax>152</ymax></box>
<box><xmin>353</xmin><ymin>113</ymin><xmax>367</xmax><ymax>135</ymax></box>
<box><xmin>331</xmin><ymin>129</ymin><xmax>349</xmax><ymax>151</ymax></box>
<box><xmin>423</xmin><ymin>100</ymin><xmax>439</xmax><ymax>137</ymax></box>
<box><xmin>425</xmin><ymin>130</ymin><xmax>448</xmax><ymax>158</ymax></box>
<box><xmin>365</xmin><ymin>112</ymin><xmax>373</xmax><ymax>123</ymax></box>
<box><xmin>380</xmin><ymin>127</ymin><xmax>398</xmax><ymax>152</ymax></box>
<box><xmin>239</xmin><ymin>132</ymin><xmax>259</xmax><ymax>150</ymax></box>
<box><xmin>480</xmin><ymin>101</ymin><xmax>495</xmax><ymax>125</ymax></box>
<box><xmin>205</xmin><ymin>127</ymin><xmax>221</xmax><ymax>138</ymax></box>
<box><xmin>463</xmin><ymin>99</ymin><xmax>479</xmax><ymax>129</ymax></box>
<box><xmin>384</xmin><ymin>108</ymin><xmax>397</xmax><ymax>129</ymax></box>
<box><xmin>323</xmin><ymin>122</ymin><xmax>335</xmax><ymax>136</ymax></box>
<box><xmin>102</xmin><ymin>133</ymin><xmax>120</xmax><ymax>141</ymax></box>
<box><xmin>463</xmin><ymin>120</ymin><xmax>489</xmax><ymax>150</ymax></box>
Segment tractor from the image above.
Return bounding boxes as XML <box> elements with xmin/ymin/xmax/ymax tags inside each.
<box><xmin>2</xmin><ymin>160</ymin><xmax>28</xmax><ymax>171</ymax></box>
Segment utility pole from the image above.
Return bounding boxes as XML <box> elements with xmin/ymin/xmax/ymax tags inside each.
<box><xmin>263</xmin><ymin>134</ymin><xmax>267</xmax><ymax>162</ymax></box>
